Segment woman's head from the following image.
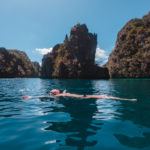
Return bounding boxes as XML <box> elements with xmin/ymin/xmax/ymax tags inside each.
<box><xmin>50</xmin><ymin>89</ymin><xmax>61</xmax><ymax>95</ymax></box>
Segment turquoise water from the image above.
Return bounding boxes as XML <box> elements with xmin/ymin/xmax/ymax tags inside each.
<box><xmin>0</xmin><ymin>79</ymin><xmax>150</xmax><ymax>150</ymax></box>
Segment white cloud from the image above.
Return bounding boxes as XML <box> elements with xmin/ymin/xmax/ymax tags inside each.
<box><xmin>35</xmin><ymin>47</ymin><xmax>53</xmax><ymax>55</ymax></box>
<box><xmin>95</xmin><ymin>47</ymin><xmax>109</xmax><ymax>66</ymax></box>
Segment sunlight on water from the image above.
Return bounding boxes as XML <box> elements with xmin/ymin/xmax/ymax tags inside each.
<box><xmin>93</xmin><ymin>100</ymin><xmax>122</xmax><ymax>120</ymax></box>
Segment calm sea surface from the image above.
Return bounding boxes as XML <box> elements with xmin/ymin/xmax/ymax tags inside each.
<box><xmin>0</xmin><ymin>78</ymin><xmax>150</xmax><ymax>150</ymax></box>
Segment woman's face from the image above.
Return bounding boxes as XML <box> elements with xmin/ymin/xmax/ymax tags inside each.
<box><xmin>50</xmin><ymin>89</ymin><xmax>61</xmax><ymax>95</ymax></box>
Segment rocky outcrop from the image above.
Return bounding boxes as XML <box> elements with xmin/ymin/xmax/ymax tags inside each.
<box><xmin>0</xmin><ymin>47</ymin><xmax>40</xmax><ymax>77</ymax></box>
<box><xmin>41</xmin><ymin>24</ymin><xmax>109</xmax><ymax>79</ymax></box>
<box><xmin>108</xmin><ymin>12</ymin><xmax>150</xmax><ymax>78</ymax></box>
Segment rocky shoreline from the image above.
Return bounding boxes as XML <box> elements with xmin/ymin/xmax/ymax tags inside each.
<box><xmin>0</xmin><ymin>12</ymin><xmax>150</xmax><ymax>78</ymax></box>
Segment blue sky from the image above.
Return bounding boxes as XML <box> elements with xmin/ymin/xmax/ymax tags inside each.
<box><xmin>0</xmin><ymin>0</ymin><xmax>150</xmax><ymax>63</ymax></box>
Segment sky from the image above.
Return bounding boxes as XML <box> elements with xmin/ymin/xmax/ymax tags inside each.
<box><xmin>0</xmin><ymin>0</ymin><xmax>150</xmax><ymax>64</ymax></box>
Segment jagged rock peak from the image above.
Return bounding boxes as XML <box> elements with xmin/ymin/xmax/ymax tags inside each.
<box><xmin>41</xmin><ymin>23</ymin><xmax>109</xmax><ymax>79</ymax></box>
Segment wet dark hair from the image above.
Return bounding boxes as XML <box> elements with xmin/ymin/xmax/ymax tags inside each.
<box><xmin>59</xmin><ymin>90</ymin><xmax>63</xmax><ymax>93</ymax></box>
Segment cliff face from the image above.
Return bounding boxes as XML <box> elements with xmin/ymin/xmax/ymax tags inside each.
<box><xmin>41</xmin><ymin>24</ymin><xmax>109</xmax><ymax>79</ymax></box>
<box><xmin>0</xmin><ymin>48</ymin><xmax>40</xmax><ymax>77</ymax></box>
<box><xmin>108</xmin><ymin>13</ymin><xmax>150</xmax><ymax>78</ymax></box>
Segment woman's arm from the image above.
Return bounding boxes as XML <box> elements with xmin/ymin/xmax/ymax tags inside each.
<box><xmin>55</xmin><ymin>93</ymin><xmax>137</xmax><ymax>101</ymax></box>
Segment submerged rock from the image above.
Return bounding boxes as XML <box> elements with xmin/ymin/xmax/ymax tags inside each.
<box><xmin>108</xmin><ymin>12</ymin><xmax>150</xmax><ymax>78</ymax></box>
<box><xmin>41</xmin><ymin>23</ymin><xmax>109</xmax><ymax>79</ymax></box>
<box><xmin>0</xmin><ymin>47</ymin><xmax>40</xmax><ymax>77</ymax></box>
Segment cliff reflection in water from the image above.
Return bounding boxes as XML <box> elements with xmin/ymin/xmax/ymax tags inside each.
<box><xmin>43</xmin><ymin>80</ymin><xmax>102</xmax><ymax>149</ymax></box>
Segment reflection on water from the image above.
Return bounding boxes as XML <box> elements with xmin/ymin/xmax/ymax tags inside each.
<box><xmin>0</xmin><ymin>79</ymin><xmax>150</xmax><ymax>150</ymax></box>
<box><xmin>44</xmin><ymin>98</ymin><xmax>101</xmax><ymax>149</ymax></box>
<box><xmin>43</xmin><ymin>80</ymin><xmax>101</xmax><ymax>149</ymax></box>
<box><xmin>94</xmin><ymin>100</ymin><xmax>122</xmax><ymax>120</ymax></box>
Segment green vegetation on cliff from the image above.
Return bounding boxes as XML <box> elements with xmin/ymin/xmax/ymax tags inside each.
<box><xmin>108</xmin><ymin>12</ymin><xmax>150</xmax><ymax>78</ymax></box>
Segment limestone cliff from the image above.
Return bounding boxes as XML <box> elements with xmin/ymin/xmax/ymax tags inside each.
<box><xmin>108</xmin><ymin>12</ymin><xmax>150</xmax><ymax>78</ymax></box>
<box><xmin>0</xmin><ymin>48</ymin><xmax>40</xmax><ymax>77</ymax></box>
<box><xmin>41</xmin><ymin>24</ymin><xmax>109</xmax><ymax>79</ymax></box>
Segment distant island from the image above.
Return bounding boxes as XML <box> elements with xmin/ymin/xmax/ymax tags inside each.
<box><xmin>0</xmin><ymin>12</ymin><xmax>150</xmax><ymax>78</ymax></box>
